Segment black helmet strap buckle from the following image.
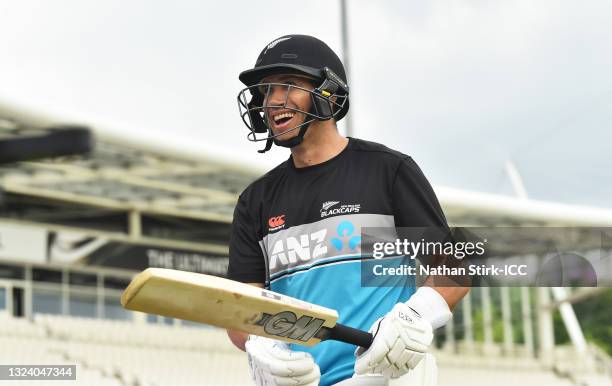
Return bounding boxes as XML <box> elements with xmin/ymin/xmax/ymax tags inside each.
<box><xmin>312</xmin><ymin>67</ymin><xmax>349</xmax><ymax>118</ymax></box>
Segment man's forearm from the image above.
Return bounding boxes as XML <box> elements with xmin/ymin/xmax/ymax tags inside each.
<box><xmin>227</xmin><ymin>329</ymin><xmax>249</xmax><ymax>351</ymax></box>
<box><xmin>422</xmin><ymin>243</ymin><xmax>471</xmax><ymax>310</ymax></box>
<box><xmin>226</xmin><ymin>282</ymin><xmax>264</xmax><ymax>351</ymax></box>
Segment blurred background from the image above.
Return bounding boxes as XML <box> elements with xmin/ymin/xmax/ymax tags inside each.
<box><xmin>0</xmin><ymin>1</ymin><xmax>610</xmax><ymax>385</ymax></box>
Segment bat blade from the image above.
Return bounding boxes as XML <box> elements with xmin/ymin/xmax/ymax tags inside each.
<box><xmin>121</xmin><ymin>268</ymin><xmax>339</xmax><ymax>346</ymax></box>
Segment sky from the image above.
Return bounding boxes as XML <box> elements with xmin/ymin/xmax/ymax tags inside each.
<box><xmin>0</xmin><ymin>0</ymin><xmax>610</xmax><ymax>207</ymax></box>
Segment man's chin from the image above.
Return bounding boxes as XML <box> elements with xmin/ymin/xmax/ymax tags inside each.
<box><xmin>272</xmin><ymin>131</ymin><xmax>300</xmax><ymax>143</ymax></box>
<box><xmin>271</xmin><ymin>123</ymin><xmax>305</xmax><ymax>142</ymax></box>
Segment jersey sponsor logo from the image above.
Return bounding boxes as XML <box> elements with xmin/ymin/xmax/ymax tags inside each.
<box><xmin>269</xmin><ymin>229</ymin><xmax>328</xmax><ymax>270</ymax></box>
<box><xmin>330</xmin><ymin>220</ymin><xmax>361</xmax><ymax>251</ymax></box>
<box><xmin>320</xmin><ymin>201</ymin><xmax>340</xmax><ymax>212</ymax></box>
<box><xmin>263</xmin><ymin>214</ymin><xmax>395</xmax><ymax>277</ymax></box>
<box><xmin>320</xmin><ymin>202</ymin><xmax>361</xmax><ymax>218</ymax></box>
<box><xmin>255</xmin><ymin>311</ymin><xmax>325</xmax><ymax>342</ymax></box>
<box><xmin>268</xmin><ymin>215</ymin><xmax>286</xmax><ymax>232</ymax></box>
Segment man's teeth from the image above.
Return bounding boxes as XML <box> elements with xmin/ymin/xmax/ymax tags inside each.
<box><xmin>273</xmin><ymin>112</ymin><xmax>295</xmax><ymax>122</ymax></box>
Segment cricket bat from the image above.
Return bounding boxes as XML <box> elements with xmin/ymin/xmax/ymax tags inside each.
<box><xmin>121</xmin><ymin>268</ymin><xmax>373</xmax><ymax>349</ymax></box>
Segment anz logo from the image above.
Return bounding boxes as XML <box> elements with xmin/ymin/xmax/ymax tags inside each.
<box><xmin>268</xmin><ymin>221</ymin><xmax>362</xmax><ymax>272</ymax></box>
<box><xmin>331</xmin><ymin>221</ymin><xmax>361</xmax><ymax>252</ymax></box>
<box><xmin>269</xmin><ymin>229</ymin><xmax>327</xmax><ymax>270</ymax></box>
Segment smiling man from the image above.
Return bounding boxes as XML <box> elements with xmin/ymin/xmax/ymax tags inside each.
<box><xmin>229</xmin><ymin>34</ymin><xmax>468</xmax><ymax>386</ymax></box>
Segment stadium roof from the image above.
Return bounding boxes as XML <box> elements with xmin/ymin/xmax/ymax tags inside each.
<box><xmin>0</xmin><ymin>132</ymin><xmax>252</xmax><ymax>222</ymax></box>
<box><xmin>0</xmin><ymin>108</ymin><xmax>257</xmax><ymax>254</ymax></box>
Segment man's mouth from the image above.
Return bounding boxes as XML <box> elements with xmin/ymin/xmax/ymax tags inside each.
<box><xmin>271</xmin><ymin>111</ymin><xmax>297</xmax><ymax>131</ymax></box>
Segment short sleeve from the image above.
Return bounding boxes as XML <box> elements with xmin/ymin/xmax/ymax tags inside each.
<box><xmin>392</xmin><ymin>157</ymin><xmax>469</xmax><ymax>283</ymax></box>
<box><xmin>227</xmin><ymin>192</ymin><xmax>266</xmax><ymax>283</ymax></box>
<box><xmin>392</xmin><ymin>156</ymin><xmax>449</xmax><ymax>230</ymax></box>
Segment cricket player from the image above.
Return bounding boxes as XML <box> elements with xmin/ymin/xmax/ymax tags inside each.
<box><xmin>228</xmin><ymin>34</ymin><xmax>468</xmax><ymax>386</ymax></box>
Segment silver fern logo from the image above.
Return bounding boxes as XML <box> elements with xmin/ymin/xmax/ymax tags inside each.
<box><xmin>321</xmin><ymin>201</ymin><xmax>340</xmax><ymax>212</ymax></box>
<box><xmin>264</xmin><ymin>37</ymin><xmax>291</xmax><ymax>54</ymax></box>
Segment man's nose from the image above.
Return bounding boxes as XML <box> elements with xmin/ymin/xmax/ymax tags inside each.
<box><xmin>265</xmin><ymin>85</ymin><xmax>290</xmax><ymax>106</ymax></box>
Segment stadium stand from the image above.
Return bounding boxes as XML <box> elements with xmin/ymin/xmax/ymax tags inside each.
<box><xmin>0</xmin><ymin>312</ymin><xmax>250</xmax><ymax>385</ymax></box>
<box><xmin>0</xmin><ymin>312</ymin><xmax>123</xmax><ymax>386</ymax></box>
<box><xmin>3</xmin><ymin>311</ymin><xmax>609</xmax><ymax>386</ymax></box>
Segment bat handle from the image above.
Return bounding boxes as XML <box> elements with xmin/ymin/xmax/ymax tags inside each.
<box><xmin>329</xmin><ymin>323</ymin><xmax>373</xmax><ymax>349</ymax></box>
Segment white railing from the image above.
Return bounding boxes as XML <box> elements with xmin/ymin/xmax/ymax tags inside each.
<box><xmin>438</xmin><ymin>286</ymin><xmax>611</xmax><ymax>385</ymax></box>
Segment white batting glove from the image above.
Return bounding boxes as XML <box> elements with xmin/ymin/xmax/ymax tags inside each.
<box><xmin>354</xmin><ymin>303</ymin><xmax>433</xmax><ymax>379</ymax></box>
<box><xmin>245</xmin><ymin>335</ymin><xmax>320</xmax><ymax>386</ymax></box>
<box><xmin>354</xmin><ymin>287</ymin><xmax>451</xmax><ymax>380</ymax></box>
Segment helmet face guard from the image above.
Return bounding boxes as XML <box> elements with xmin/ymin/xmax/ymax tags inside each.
<box><xmin>237</xmin><ymin>67</ymin><xmax>349</xmax><ymax>153</ymax></box>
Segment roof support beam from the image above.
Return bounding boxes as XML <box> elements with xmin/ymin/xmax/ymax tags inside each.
<box><xmin>128</xmin><ymin>209</ymin><xmax>142</xmax><ymax>240</ymax></box>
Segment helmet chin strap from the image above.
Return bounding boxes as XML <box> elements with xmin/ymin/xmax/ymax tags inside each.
<box><xmin>258</xmin><ymin>125</ymin><xmax>308</xmax><ymax>153</ymax></box>
<box><xmin>258</xmin><ymin>115</ymin><xmax>316</xmax><ymax>153</ymax></box>
<box><xmin>272</xmin><ymin>124</ymin><xmax>309</xmax><ymax>148</ymax></box>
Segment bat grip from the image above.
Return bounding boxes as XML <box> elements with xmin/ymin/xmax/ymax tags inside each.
<box><xmin>329</xmin><ymin>323</ymin><xmax>373</xmax><ymax>349</ymax></box>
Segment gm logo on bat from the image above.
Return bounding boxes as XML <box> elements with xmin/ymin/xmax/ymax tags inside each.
<box><xmin>255</xmin><ymin>311</ymin><xmax>325</xmax><ymax>342</ymax></box>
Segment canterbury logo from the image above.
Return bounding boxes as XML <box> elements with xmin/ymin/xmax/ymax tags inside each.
<box><xmin>268</xmin><ymin>215</ymin><xmax>286</xmax><ymax>228</ymax></box>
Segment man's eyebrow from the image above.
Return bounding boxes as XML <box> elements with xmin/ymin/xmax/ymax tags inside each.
<box><xmin>274</xmin><ymin>76</ymin><xmax>297</xmax><ymax>81</ymax></box>
<box><xmin>264</xmin><ymin>75</ymin><xmax>313</xmax><ymax>82</ymax></box>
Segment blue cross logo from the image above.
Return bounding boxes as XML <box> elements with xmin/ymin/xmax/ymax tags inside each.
<box><xmin>330</xmin><ymin>220</ymin><xmax>361</xmax><ymax>251</ymax></box>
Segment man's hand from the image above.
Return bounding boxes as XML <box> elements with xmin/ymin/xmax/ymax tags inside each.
<box><xmin>354</xmin><ymin>303</ymin><xmax>433</xmax><ymax>379</ymax></box>
<box><xmin>245</xmin><ymin>335</ymin><xmax>320</xmax><ymax>386</ymax></box>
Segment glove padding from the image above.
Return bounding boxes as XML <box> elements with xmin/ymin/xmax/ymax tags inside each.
<box><xmin>354</xmin><ymin>303</ymin><xmax>433</xmax><ymax>379</ymax></box>
<box><xmin>245</xmin><ymin>335</ymin><xmax>320</xmax><ymax>386</ymax></box>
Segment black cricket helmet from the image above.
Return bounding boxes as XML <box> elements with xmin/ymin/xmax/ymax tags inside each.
<box><xmin>237</xmin><ymin>35</ymin><xmax>349</xmax><ymax>153</ymax></box>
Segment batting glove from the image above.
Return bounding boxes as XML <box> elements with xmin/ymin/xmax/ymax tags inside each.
<box><xmin>354</xmin><ymin>287</ymin><xmax>451</xmax><ymax>379</ymax></box>
<box><xmin>245</xmin><ymin>335</ymin><xmax>320</xmax><ymax>386</ymax></box>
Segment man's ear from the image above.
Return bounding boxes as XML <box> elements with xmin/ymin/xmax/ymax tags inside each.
<box><xmin>303</xmin><ymin>78</ymin><xmax>317</xmax><ymax>91</ymax></box>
